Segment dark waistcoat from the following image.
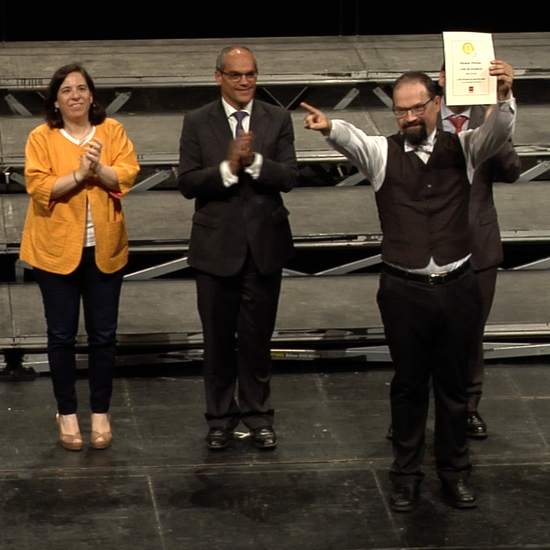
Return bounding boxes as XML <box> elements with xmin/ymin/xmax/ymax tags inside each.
<box><xmin>375</xmin><ymin>132</ymin><xmax>470</xmax><ymax>269</ymax></box>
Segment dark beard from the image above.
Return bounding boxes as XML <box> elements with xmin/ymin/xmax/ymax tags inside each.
<box><xmin>402</xmin><ymin>121</ymin><xmax>428</xmax><ymax>146</ymax></box>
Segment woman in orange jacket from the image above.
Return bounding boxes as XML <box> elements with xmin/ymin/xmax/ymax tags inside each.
<box><xmin>20</xmin><ymin>64</ymin><xmax>139</xmax><ymax>451</ymax></box>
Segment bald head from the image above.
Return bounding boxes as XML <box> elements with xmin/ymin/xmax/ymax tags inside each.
<box><xmin>216</xmin><ymin>45</ymin><xmax>257</xmax><ymax>72</ymax></box>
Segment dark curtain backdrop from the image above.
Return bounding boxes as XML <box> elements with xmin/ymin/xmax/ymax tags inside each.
<box><xmin>0</xmin><ymin>1</ymin><xmax>543</xmax><ymax>42</ymax></box>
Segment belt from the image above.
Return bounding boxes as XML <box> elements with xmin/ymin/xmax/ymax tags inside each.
<box><xmin>382</xmin><ymin>260</ymin><xmax>471</xmax><ymax>286</ymax></box>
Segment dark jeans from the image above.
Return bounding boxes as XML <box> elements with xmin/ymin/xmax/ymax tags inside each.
<box><xmin>34</xmin><ymin>247</ymin><xmax>124</xmax><ymax>414</ymax></box>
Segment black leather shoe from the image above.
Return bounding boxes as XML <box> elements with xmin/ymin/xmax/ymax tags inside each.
<box><xmin>252</xmin><ymin>427</ymin><xmax>278</xmax><ymax>449</ymax></box>
<box><xmin>467</xmin><ymin>412</ymin><xmax>488</xmax><ymax>439</ymax></box>
<box><xmin>206</xmin><ymin>427</ymin><xmax>232</xmax><ymax>450</ymax></box>
<box><xmin>442</xmin><ymin>478</ymin><xmax>477</xmax><ymax>508</ymax></box>
<box><xmin>390</xmin><ymin>482</ymin><xmax>419</xmax><ymax>512</ymax></box>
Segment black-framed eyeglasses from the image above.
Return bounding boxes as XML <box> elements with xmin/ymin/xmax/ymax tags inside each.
<box><xmin>220</xmin><ymin>71</ymin><xmax>258</xmax><ymax>82</ymax></box>
<box><xmin>393</xmin><ymin>97</ymin><xmax>434</xmax><ymax>119</ymax></box>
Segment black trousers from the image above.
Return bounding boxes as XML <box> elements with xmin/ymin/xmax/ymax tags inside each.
<box><xmin>468</xmin><ymin>266</ymin><xmax>498</xmax><ymax>412</ymax></box>
<box><xmin>195</xmin><ymin>252</ymin><xmax>282</xmax><ymax>431</ymax></box>
<box><xmin>377</xmin><ymin>265</ymin><xmax>481</xmax><ymax>483</ymax></box>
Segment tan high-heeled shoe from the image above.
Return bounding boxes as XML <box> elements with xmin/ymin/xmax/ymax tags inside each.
<box><xmin>56</xmin><ymin>413</ymin><xmax>83</xmax><ymax>451</ymax></box>
<box><xmin>90</xmin><ymin>413</ymin><xmax>112</xmax><ymax>450</ymax></box>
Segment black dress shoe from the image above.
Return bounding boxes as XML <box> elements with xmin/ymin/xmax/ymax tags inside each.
<box><xmin>206</xmin><ymin>427</ymin><xmax>232</xmax><ymax>450</ymax></box>
<box><xmin>442</xmin><ymin>478</ymin><xmax>477</xmax><ymax>508</ymax></box>
<box><xmin>252</xmin><ymin>427</ymin><xmax>278</xmax><ymax>449</ymax></box>
<box><xmin>390</xmin><ymin>482</ymin><xmax>419</xmax><ymax>512</ymax></box>
<box><xmin>467</xmin><ymin>412</ymin><xmax>488</xmax><ymax>439</ymax></box>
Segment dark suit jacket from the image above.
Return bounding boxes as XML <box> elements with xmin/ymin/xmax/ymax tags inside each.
<box><xmin>438</xmin><ymin>105</ymin><xmax>521</xmax><ymax>270</ymax></box>
<box><xmin>177</xmin><ymin>99</ymin><xmax>298</xmax><ymax>277</ymax></box>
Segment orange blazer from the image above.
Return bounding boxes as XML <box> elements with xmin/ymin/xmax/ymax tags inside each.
<box><xmin>20</xmin><ymin>118</ymin><xmax>139</xmax><ymax>274</ymax></box>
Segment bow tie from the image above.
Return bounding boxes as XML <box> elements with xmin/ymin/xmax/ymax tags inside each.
<box><xmin>405</xmin><ymin>142</ymin><xmax>433</xmax><ymax>154</ymax></box>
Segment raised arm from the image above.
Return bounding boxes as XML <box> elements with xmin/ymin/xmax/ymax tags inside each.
<box><xmin>461</xmin><ymin>60</ymin><xmax>516</xmax><ymax>171</ymax></box>
<box><xmin>301</xmin><ymin>102</ymin><xmax>388</xmax><ymax>189</ymax></box>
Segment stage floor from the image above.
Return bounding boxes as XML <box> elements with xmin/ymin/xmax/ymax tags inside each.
<box><xmin>1</xmin><ymin>361</ymin><xmax>550</xmax><ymax>549</ymax></box>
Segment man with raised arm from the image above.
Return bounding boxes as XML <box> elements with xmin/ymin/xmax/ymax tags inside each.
<box><xmin>302</xmin><ymin>60</ymin><xmax>515</xmax><ymax>511</ymax></box>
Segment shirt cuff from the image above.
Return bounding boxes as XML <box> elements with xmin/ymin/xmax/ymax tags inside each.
<box><xmin>498</xmin><ymin>95</ymin><xmax>516</xmax><ymax>111</ymax></box>
<box><xmin>220</xmin><ymin>153</ymin><xmax>263</xmax><ymax>186</ymax></box>
<box><xmin>326</xmin><ymin>119</ymin><xmax>347</xmax><ymax>144</ymax></box>
<box><xmin>327</xmin><ymin>120</ymin><xmax>338</xmax><ymax>140</ymax></box>
<box><xmin>220</xmin><ymin>160</ymin><xmax>239</xmax><ymax>187</ymax></box>
<box><xmin>245</xmin><ymin>152</ymin><xmax>263</xmax><ymax>179</ymax></box>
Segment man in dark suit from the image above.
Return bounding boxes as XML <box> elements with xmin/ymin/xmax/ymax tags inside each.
<box><xmin>438</xmin><ymin>70</ymin><xmax>522</xmax><ymax>439</ymax></box>
<box><xmin>178</xmin><ymin>46</ymin><xmax>298</xmax><ymax>450</ymax></box>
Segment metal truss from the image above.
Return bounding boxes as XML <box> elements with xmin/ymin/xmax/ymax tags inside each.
<box><xmin>19</xmin><ymin>340</ymin><xmax>550</xmax><ymax>372</ymax></box>
<box><xmin>4</xmin><ymin>94</ymin><xmax>32</xmax><ymax>116</ymax></box>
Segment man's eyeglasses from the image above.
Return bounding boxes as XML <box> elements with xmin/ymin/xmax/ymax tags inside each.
<box><xmin>393</xmin><ymin>97</ymin><xmax>434</xmax><ymax>119</ymax></box>
<box><xmin>220</xmin><ymin>71</ymin><xmax>258</xmax><ymax>82</ymax></box>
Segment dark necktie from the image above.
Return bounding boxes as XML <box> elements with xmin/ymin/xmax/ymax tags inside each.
<box><xmin>449</xmin><ymin>115</ymin><xmax>467</xmax><ymax>134</ymax></box>
<box><xmin>232</xmin><ymin>111</ymin><xmax>248</xmax><ymax>137</ymax></box>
